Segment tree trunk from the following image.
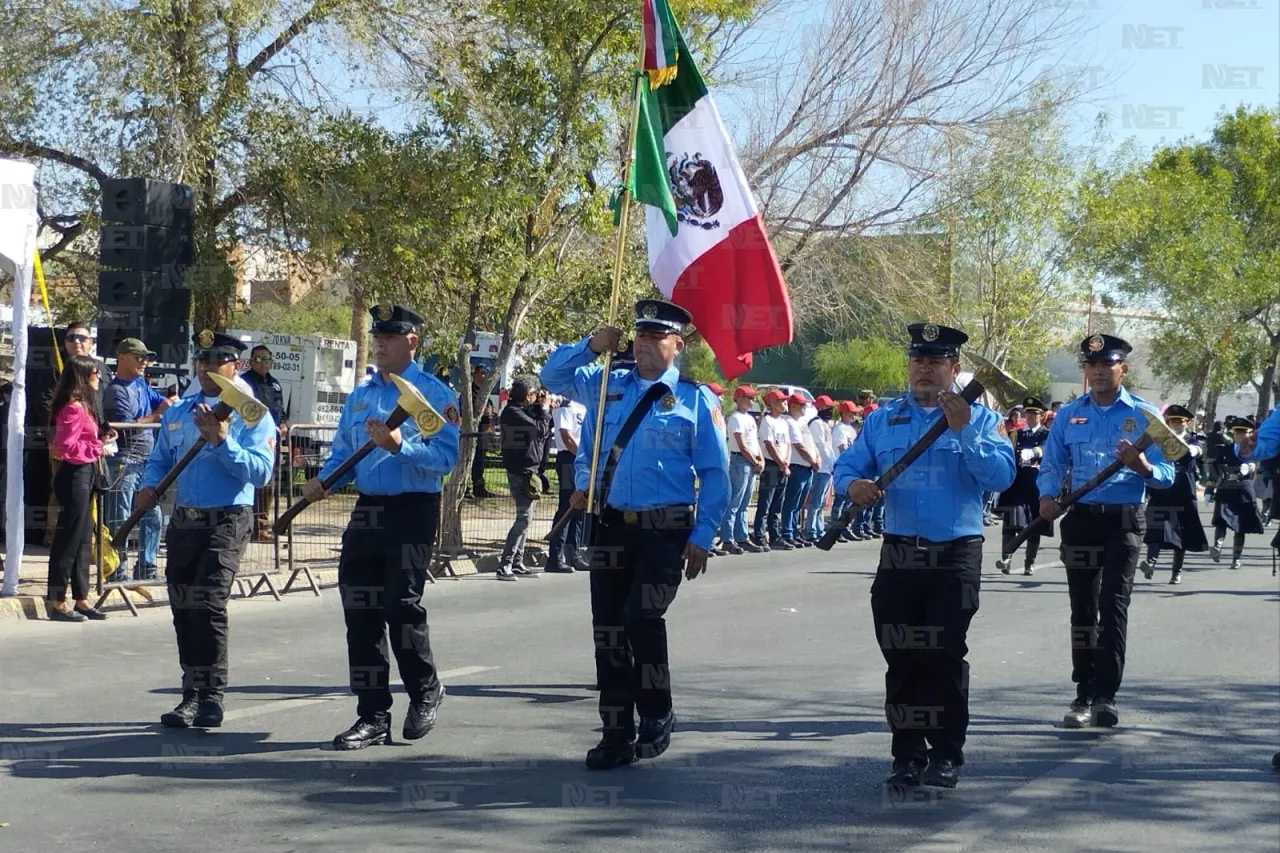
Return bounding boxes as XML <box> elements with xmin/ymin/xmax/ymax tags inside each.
<box><xmin>349</xmin><ymin>285</ymin><xmax>367</xmax><ymax>379</ymax></box>
<box><xmin>1256</xmin><ymin>336</ymin><xmax>1279</xmax><ymax>422</ymax></box>
<box><xmin>1186</xmin><ymin>350</ymin><xmax>1212</xmax><ymax>412</ymax></box>
<box><xmin>1204</xmin><ymin>386</ymin><xmax>1221</xmax><ymax>428</ymax></box>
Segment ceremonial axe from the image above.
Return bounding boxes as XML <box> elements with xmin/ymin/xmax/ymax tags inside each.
<box><xmin>112</xmin><ymin>373</ymin><xmax>267</xmax><ymax>548</ymax></box>
<box><xmin>273</xmin><ymin>373</ymin><xmax>445</xmax><ymax>535</ymax></box>
<box><xmin>817</xmin><ymin>378</ymin><xmax>987</xmax><ymax>551</ymax></box>
<box><xmin>1002</xmin><ymin>408</ymin><xmax>1189</xmax><ymax>559</ymax></box>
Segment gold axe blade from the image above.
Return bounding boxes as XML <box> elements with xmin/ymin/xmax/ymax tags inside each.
<box><xmin>207</xmin><ymin>372</ymin><xmax>268</xmax><ymax>426</ymax></box>
<box><xmin>1140</xmin><ymin>409</ymin><xmax>1190</xmax><ymax>461</ymax></box>
<box><xmin>389</xmin><ymin>373</ymin><xmax>447</xmax><ymax>437</ymax></box>
<box><xmin>967</xmin><ymin>355</ymin><xmax>1029</xmax><ymax>413</ymax></box>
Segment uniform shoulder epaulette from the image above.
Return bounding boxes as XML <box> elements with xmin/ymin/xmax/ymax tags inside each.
<box><xmin>676</xmin><ymin>373</ymin><xmax>702</xmax><ymax>387</ymax></box>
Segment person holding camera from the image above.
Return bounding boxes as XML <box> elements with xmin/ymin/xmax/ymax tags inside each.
<box><xmin>496</xmin><ymin>377</ymin><xmax>554</xmax><ymax>581</ymax></box>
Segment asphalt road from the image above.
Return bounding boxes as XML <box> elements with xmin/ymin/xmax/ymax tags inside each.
<box><xmin>2</xmin><ymin>526</ymin><xmax>1278</xmax><ymax>853</ymax></box>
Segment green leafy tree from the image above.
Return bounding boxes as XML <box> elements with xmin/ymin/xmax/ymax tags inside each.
<box><xmin>812</xmin><ymin>338</ymin><xmax>906</xmax><ymax>396</ymax></box>
<box><xmin>1075</xmin><ymin>106</ymin><xmax>1280</xmax><ymax>417</ymax></box>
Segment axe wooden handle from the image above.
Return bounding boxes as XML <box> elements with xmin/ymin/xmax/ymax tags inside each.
<box><xmin>817</xmin><ymin>379</ymin><xmax>987</xmax><ymax>552</ymax></box>
<box><xmin>111</xmin><ymin>401</ymin><xmax>234</xmax><ymax>548</ymax></box>
<box><xmin>546</xmin><ymin>506</ymin><xmax>580</xmax><ymax>543</ymax></box>
<box><xmin>1003</xmin><ymin>432</ymin><xmax>1154</xmax><ymax>558</ymax></box>
<box><xmin>273</xmin><ymin>406</ymin><xmax>411</xmax><ymax>535</ymax></box>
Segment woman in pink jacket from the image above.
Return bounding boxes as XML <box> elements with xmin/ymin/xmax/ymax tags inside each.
<box><xmin>47</xmin><ymin>355</ymin><xmax>117</xmax><ymax>622</ymax></box>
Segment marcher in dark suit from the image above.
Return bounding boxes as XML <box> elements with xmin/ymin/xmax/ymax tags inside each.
<box><xmin>1210</xmin><ymin>415</ymin><xmax>1265</xmax><ymax>569</ymax></box>
<box><xmin>995</xmin><ymin>397</ymin><xmax>1052</xmax><ymax>576</ymax></box>
<box><xmin>1142</xmin><ymin>405</ymin><xmax>1207</xmax><ymax>585</ymax></box>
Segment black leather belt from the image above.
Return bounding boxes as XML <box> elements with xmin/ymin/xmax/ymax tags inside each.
<box><xmin>601</xmin><ymin>504</ymin><xmax>695</xmax><ymax>529</ymax></box>
<box><xmin>1070</xmin><ymin>503</ymin><xmax>1139</xmax><ymax>515</ymax></box>
<box><xmin>883</xmin><ymin>533</ymin><xmax>983</xmax><ymax>549</ymax></box>
<box><xmin>173</xmin><ymin>506</ymin><xmax>249</xmax><ymax>523</ymax></box>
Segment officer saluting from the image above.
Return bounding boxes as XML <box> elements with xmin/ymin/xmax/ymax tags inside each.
<box><xmin>995</xmin><ymin>397</ymin><xmax>1052</xmax><ymax>576</ymax></box>
<box><xmin>834</xmin><ymin>323</ymin><xmax>1015</xmax><ymax>791</ymax></box>
<box><xmin>1037</xmin><ymin>334</ymin><xmax>1174</xmax><ymax>730</ymax></box>
<box><xmin>141</xmin><ymin>331</ymin><xmax>277</xmax><ymax>729</ymax></box>
<box><xmin>301</xmin><ymin>304</ymin><xmax>460</xmax><ymax>750</ymax></box>
<box><xmin>541</xmin><ymin>299</ymin><xmax>730</xmax><ymax>770</ymax></box>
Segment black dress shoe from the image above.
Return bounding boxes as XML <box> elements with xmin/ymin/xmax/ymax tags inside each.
<box><xmin>739</xmin><ymin>541</ymin><xmax>763</xmax><ymax>553</ymax></box>
<box><xmin>74</xmin><ymin>606</ymin><xmax>108</xmax><ymax>621</ymax></box>
<box><xmin>723</xmin><ymin>541</ymin><xmax>744</xmax><ymax>556</ymax></box>
<box><xmin>1272</xmin><ymin>750</ymin><xmax>1280</xmax><ymax>769</ymax></box>
<box><xmin>193</xmin><ymin>695</ymin><xmax>224</xmax><ymax>728</ymax></box>
<box><xmin>161</xmin><ymin>693</ymin><xmax>200</xmax><ymax>728</ymax></box>
<box><xmin>404</xmin><ymin>684</ymin><xmax>445</xmax><ymax>740</ymax></box>
<box><xmin>883</xmin><ymin>758</ymin><xmax>927</xmax><ymax>787</ymax></box>
<box><xmin>1093</xmin><ymin>697</ymin><xmax>1119</xmax><ymax>728</ymax></box>
<box><xmin>585</xmin><ymin>736</ymin><xmax>636</xmax><ymax>770</ymax></box>
<box><xmin>333</xmin><ymin>715</ymin><xmax>391</xmax><ymax>750</ymax></box>
<box><xmin>769</xmin><ymin>539</ymin><xmax>794</xmax><ymax>551</ymax></box>
<box><xmin>922</xmin><ymin>758</ymin><xmax>959</xmax><ymax>788</ymax></box>
<box><xmin>544</xmin><ymin>563</ymin><xmax>575</xmax><ymax>573</ymax></box>
<box><xmin>49</xmin><ymin>607</ymin><xmax>87</xmax><ymax>623</ymax></box>
<box><xmin>636</xmin><ymin>711</ymin><xmax>676</xmax><ymax>760</ymax></box>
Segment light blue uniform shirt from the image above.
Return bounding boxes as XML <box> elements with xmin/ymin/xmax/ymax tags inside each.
<box><xmin>1036</xmin><ymin>387</ymin><xmax>1175</xmax><ymax>504</ymax></box>
<box><xmin>541</xmin><ymin>337</ymin><xmax>730</xmax><ymax>552</ymax></box>
<box><xmin>141</xmin><ymin>395</ymin><xmax>277</xmax><ymax>508</ymax></box>
<box><xmin>319</xmin><ymin>361</ymin><xmax>460</xmax><ymax>495</ymax></box>
<box><xmin>833</xmin><ymin>393</ymin><xmax>1015</xmax><ymax>540</ymax></box>
<box><xmin>1243</xmin><ymin>408</ymin><xmax>1280</xmax><ymax>463</ymax></box>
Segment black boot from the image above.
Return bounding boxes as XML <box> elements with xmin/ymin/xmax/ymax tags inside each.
<box><xmin>161</xmin><ymin>692</ymin><xmax>200</xmax><ymax>728</ymax></box>
<box><xmin>404</xmin><ymin>683</ymin><xmax>446</xmax><ymax>740</ymax></box>
<box><xmin>193</xmin><ymin>693</ymin><xmax>224</xmax><ymax>728</ymax></box>
<box><xmin>585</xmin><ymin>735</ymin><xmax>636</xmax><ymax>770</ymax></box>
<box><xmin>333</xmin><ymin>714</ymin><xmax>392</xmax><ymax>750</ymax></box>
<box><xmin>883</xmin><ymin>758</ymin><xmax>927</xmax><ymax>787</ymax></box>
<box><xmin>636</xmin><ymin>711</ymin><xmax>677</xmax><ymax>760</ymax></box>
<box><xmin>922</xmin><ymin>758</ymin><xmax>960</xmax><ymax>788</ymax></box>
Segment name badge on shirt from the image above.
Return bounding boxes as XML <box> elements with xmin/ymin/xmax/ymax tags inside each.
<box><xmin>167</xmin><ymin>421</ymin><xmax>182</xmax><ymax>430</ymax></box>
<box><xmin>888</xmin><ymin>416</ymin><xmax>911</xmax><ymax>426</ymax></box>
<box><xmin>606</xmin><ymin>394</ymin><xmax>624</xmax><ymax>402</ymax></box>
<box><xmin>354</xmin><ymin>402</ymin><xmax>368</xmax><ymax>412</ymax></box>
<box><xmin>1069</xmin><ymin>416</ymin><xmax>1088</xmax><ymax>425</ymax></box>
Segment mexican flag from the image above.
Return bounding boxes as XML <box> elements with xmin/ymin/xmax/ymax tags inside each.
<box><xmin>630</xmin><ymin>9</ymin><xmax>792</xmax><ymax>380</ymax></box>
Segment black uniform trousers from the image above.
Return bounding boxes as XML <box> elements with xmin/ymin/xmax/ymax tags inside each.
<box><xmin>47</xmin><ymin>461</ymin><xmax>94</xmax><ymax>603</ymax></box>
<box><xmin>870</xmin><ymin>535</ymin><xmax>982</xmax><ymax>765</ymax></box>
<box><xmin>338</xmin><ymin>492</ymin><xmax>441</xmax><ymax>719</ymax></box>
<box><xmin>166</xmin><ymin>506</ymin><xmax>252</xmax><ymax>696</ymax></box>
<box><xmin>588</xmin><ymin>505</ymin><xmax>692</xmax><ymax>740</ymax></box>
<box><xmin>1059</xmin><ymin>503</ymin><xmax>1142</xmax><ymax>700</ymax></box>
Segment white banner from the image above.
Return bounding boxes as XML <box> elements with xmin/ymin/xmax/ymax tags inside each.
<box><xmin>0</xmin><ymin>158</ymin><xmax>37</xmax><ymax>595</ymax></box>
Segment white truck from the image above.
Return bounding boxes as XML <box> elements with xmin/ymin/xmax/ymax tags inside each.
<box><xmin>225</xmin><ymin>330</ymin><xmax>358</xmax><ymax>426</ymax></box>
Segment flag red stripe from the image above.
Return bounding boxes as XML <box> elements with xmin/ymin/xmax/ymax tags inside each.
<box><xmin>669</xmin><ymin>215</ymin><xmax>793</xmax><ymax>381</ymax></box>
<box><xmin>642</xmin><ymin>0</ymin><xmax>658</xmax><ymax>71</ymax></box>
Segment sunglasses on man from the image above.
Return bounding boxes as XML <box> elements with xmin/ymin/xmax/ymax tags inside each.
<box><xmin>66</xmin><ymin>333</ymin><xmax>94</xmax><ymax>343</ymax></box>
<box><xmin>251</xmin><ymin>356</ymin><xmax>273</xmax><ymax>364</ymax></box>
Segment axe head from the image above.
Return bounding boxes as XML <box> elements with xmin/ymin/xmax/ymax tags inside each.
<box><xmin>207</xmin><ymin>373</ymin><xmax>267</xmax><ymax>426</ymax></box>
<box><xmin>968</xmin><ymin>355</ymin><xmax>1029</xmax><ymax>413</ymax></box>
<box><xmin>389</xmin><ymin>373</ymin><xmax>446</xmax><ymax>437</ymax></box>
<box><xmin>1141</xmin><ymin>409</ymin><xmax>1189</xmax><ymax>461</ymax></box>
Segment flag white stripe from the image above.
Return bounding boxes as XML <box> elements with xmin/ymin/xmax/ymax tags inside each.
<box><xmin>645</xmin><ymin>93</ymin><xmax>760</xmax><ymax>295</ymax></box>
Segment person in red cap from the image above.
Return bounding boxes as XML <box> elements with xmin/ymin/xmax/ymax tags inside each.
<box><xmin>802</xmin><ymin>395</ymin><xmax>839</xmax><ymax>542</ymax></box>
<box><xmin>780</xmin><ymin>393</ymin><xmax>819</xmax><ymax>546</ymax></box>
<box><xmin>829</xmin><ymin>400</ymin><xmax>863</xmax><ymax>541</ymax></box>
<box><xmin>752</xmin><ymin>389</ymin><xmax>793</xmax><ymax>550</ymax></box>
<box><xmin>717</xmin><ymin>386</ymin><xmax>766</xmax><ymax>554</ymax></box>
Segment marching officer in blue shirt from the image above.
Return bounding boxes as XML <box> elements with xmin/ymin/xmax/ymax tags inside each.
<box><xmin>541</xmin><ymin>299</ymin><xmax>730</xmax><ymax>770</ymax></box>
<box><xmin>833</xmin><ymin>323</ymin><xmax>1015</xmax><ymax>791</ymax></box>
<box><xmin>1037</xmin><ymin>334</ymin><xmax>1174</xmax><ymax>730</ymax></box>
<box><xmin>138</xmin><ymin>331</ymin><xmax>277</xmax><ymax>729</ymax></box>
<box><xmin>301</xmin><ymin>304</ymin><xmax>461</xmax><ymax>750</ymax></box>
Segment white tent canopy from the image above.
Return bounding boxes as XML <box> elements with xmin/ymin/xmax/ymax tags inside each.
<box><xmin>0</xmin><ymin>158</ymin><xmax>38</xmax><ymax>595</ymax></box>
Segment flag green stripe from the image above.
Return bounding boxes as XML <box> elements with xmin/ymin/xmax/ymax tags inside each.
<box><xmin>630</xmin><ymin>80</ymin><xmax>678</xmax><ymax>236</ymax></box>
<box><xmin>653</xmin><ymin>28</ymin><xmax>709</xmax><ymax>135</ymax></box>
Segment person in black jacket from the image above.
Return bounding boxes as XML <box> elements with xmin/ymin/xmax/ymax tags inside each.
<box><xmin>496</xmin><ymin>376</ymin><xmax>552</xmax><ymax>580</ymax></box>
<box><xmin>240</xmin><ymin>345</ymin><xmax>289</xmax><ymax>541</ymax></box>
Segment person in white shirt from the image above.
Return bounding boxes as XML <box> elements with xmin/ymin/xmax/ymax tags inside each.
<box><xmin>829</xmin><ymin>400</ymin><xmax>863</xmax><ymax>542</ymax></box>
<box><xmin>802</xmin><ymin>396</ymin><xmax>839</xmax><ymax>541</ymax></box>
<box><xmin>780</xmin><ymin>393</ymin><xmax>820</xmax><ymax>546</ymax></box>
<box><xmin>752</xmin><ymin>389</ymin><xmax>794</xmax><ymax>551</ymax></box>
<box><xmin>546</xmin><ymin>396</ymin><xmax>588</xmax><ymax>572</ymax></box>
<box><xmin>718</xmin><ymin>386</ymin><xmax>766</xmax><ymax>554</ymax></box>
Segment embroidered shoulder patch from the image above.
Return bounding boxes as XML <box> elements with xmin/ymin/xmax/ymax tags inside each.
<box><xmin>444</xmin><ymin>404</ymin><xmax>461</xmax><ymax>426</ymax></box>
<box><xmin>711</xmin><ymin>407</ymin><xmax>725</xmax><ymax>429</ymax></box>
<box><xmin>996</xmin><ymin>422</ymin><xmax>1008</xmax><ymax>438</ymax></box>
